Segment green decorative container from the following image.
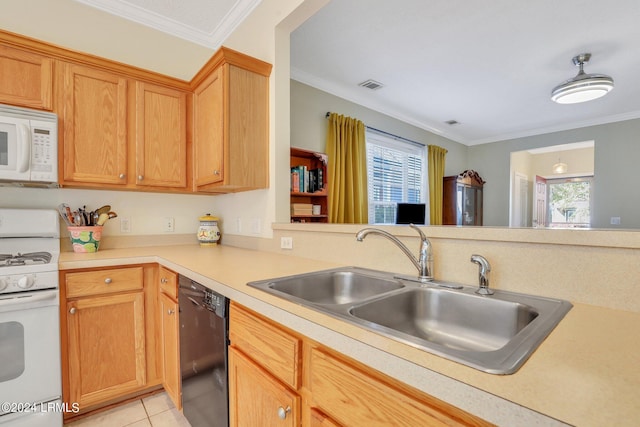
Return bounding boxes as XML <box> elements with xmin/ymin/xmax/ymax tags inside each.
<box><xmin>68</xmin><ymin>226</ymin><xmax>103</xmax><ymax>253</ymax></box>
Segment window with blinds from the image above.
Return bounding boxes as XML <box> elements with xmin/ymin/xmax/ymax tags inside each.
<box><xmin>366</xmin><ymin>131</ymin><xmax>427</xmax><ymax>224</ymax></box>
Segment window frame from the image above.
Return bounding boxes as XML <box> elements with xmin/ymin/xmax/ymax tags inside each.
<box><xmin>365</xmin><ymin>130</ymin><xmax>428</xmax><ymax>225</ymax></box>
<box><xmin>546</xmin><ymin>175</ymin><xmax>593</xmax><ymax>228</ymax></box>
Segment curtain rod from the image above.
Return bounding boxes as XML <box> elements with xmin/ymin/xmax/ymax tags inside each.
<box><xmin>325</xmin><ymin>111</ymin><xmax>425</xmax><ymax>147</ymax></box>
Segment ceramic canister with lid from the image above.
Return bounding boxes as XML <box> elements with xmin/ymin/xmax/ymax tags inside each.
<box><xmin>197</xmin><ymin>213</ymin><xmax>220</xmax><ymax>246</ymax></box>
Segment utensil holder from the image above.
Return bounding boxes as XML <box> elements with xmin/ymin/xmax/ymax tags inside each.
<box><xmin>68</xmin><ymin>226</ymin><xmax>103</xmax><ymax>253</ymax></box>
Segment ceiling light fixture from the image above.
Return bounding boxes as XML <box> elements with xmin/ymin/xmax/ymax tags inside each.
<box><xmin>551</xmin><ymin>53</ymin><xmax>614</xmax><ymax>104</ymax></box>
<box><xmin>553</xmin><ymin>158</ymin><xmax>568</xmax><ymax>174</ymax></box>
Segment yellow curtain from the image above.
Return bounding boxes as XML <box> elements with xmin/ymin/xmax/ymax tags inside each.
<box><xmin>428</xmin><ymin>145</ymin><xmax>448</xmax><ymax>225</ymax></box>
<box><xmin>326</xmin><ymin>113</ymin><xmax>368</xmax><ymax>223</ymax></box>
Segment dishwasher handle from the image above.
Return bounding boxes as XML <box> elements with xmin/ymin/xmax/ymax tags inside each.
<box><xmin>180</xmin><ymin>286</ymin><xmax>205</xmax><ymax>298</ymax></box>
<box><xmin>179</xmin><ymin>275</ymin><xmax>228</xmax><ymax>318</ymax></box>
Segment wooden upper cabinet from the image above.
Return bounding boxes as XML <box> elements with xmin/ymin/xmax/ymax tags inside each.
<box><xmin>135</xmin><ymin>82</ymin><xmax>187</xmax><ymax>189</ymax></box>
<box><xmin>194</xmin><ymin>66</ymin><xmax>224</xmax><ymax>187</ymax></box>
<box><xmin>0</xmin><ymin>44</ymin><xmax>52</xmax><ymax>110</ymax></box>
<box><xmin>0</xmin><ymin>32</ymin><xmax>271</xmax><ymax>194</ymax></box>
<box><xmin>193</xmin><ymin>48</ymin><xmax>272</xmax><ymax>193</ymax></box>
<box><xmin>61</xmin><ymin>62</ymin><xmax>128</xmax><ymax>185</ymax></box>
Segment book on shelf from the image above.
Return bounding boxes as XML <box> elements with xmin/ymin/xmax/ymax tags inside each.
<box><xmin>290</xmin><ymin>165</ymin><xmax>324</xmax><ymax>193</ymax></box>
<box><xmin>291</xmin><ymin>169</ymin><xmax>300</xmax><ymax>193</ymax></box>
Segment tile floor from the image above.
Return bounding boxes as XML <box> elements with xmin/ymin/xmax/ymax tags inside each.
<box><xmin>64</xmin><ymin>392</ymin><xmax>191</xmax><ymax>427</ymax></box>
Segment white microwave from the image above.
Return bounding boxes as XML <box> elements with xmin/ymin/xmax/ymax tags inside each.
<box><xmin>0</xmin><ymin>104</ymin><xmax>58</xmax><ymax>185</ymax></box>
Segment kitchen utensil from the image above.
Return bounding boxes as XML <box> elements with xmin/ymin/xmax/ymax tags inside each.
<box><xmin>96</xmin><ymin>205</ymin><xmax>111</xmax><ymax>216</ymax></box>
<box><xmin>74</xmin><ymin>211</ymin><xmax>83</xmax><ymax>226</ymax></box>
<box><xmin>107</xmin><ymin>212</ymin><xmax>118</xmax><ymax>219</ymax></box>
<box><xmin>97</xmin><ymin>213</ymin><xmax>109</xmax><ymax>226</ymax></box>
<box><xmin>57</xmin><ymin>204</ymin><xmax>73</xmax><ymax>226</ymax></box>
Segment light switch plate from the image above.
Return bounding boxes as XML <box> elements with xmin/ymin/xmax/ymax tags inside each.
<box><xmin>120</xmin><ymin>217</ymin><xmax>131</xmax><ymax>233</ymax></box>
<box><xmin>280</xmin><ymin>237</ymin><xmax>293</xmax><ymax>249</ymax></box>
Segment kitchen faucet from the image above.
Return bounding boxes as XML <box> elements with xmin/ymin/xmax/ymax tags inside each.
<box><xmin>355</xmin><ymin>224</ymin><xmax>433</xmax><ymax>281</ymax></box>
<box><xmin>470</xmin><ymin>254</ymin><xmax>493</xmax><ymax>295</ymax></box>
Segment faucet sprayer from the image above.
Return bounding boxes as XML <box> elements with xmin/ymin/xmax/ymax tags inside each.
<box><xmin>470</xmin><ymin>254</ymin><xmax>493</xmax><ymax>295</ymax></box>
<box><xmin>356</xmin><ymin>224</ymin><xmax>433</xmax><ymax>281</ymax></box>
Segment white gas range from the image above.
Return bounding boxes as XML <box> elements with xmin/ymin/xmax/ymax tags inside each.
<box><xmin>0</xmin><ymin>208</ymin><xmax>63</xmax><ymax>427</ymax></box>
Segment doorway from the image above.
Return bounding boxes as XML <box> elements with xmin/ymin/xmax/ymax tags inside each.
<box><xmin>509</xmin><ymin>140</ymin><xmax>594</xmax><ymax>228</ymax></box>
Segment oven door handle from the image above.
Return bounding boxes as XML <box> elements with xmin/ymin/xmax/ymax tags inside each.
<box><xmin>0</xmin><ymin>289</ymin><xmax>58</xmax><ymax>311</ymax></box>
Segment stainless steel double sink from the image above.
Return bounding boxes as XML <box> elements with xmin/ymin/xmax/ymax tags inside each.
<box><xmin>248</xmin><ymin>267</ymin><xmax>572</xmax><ymax>374</ymax></box>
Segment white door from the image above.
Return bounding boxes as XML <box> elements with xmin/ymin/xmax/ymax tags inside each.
<box><xmin>511</xmin><ymin>172</ymin><xmax>530</xmax><ymax>227</ymax></box>
<box><xmin>532</xmin><ymin>175</ymin><xmax>547</xmax><ymax>228</ymax></box>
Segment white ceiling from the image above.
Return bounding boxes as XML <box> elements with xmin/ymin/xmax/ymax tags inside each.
<box><xmin>290</xmin><ymin>0</ymin><xmax>640</xmax><ymax>145</ymax></box>
<box><xmin>46</xmin><ymin>0</ymin><xmax>640</xmax><ymax>146</ymax></box>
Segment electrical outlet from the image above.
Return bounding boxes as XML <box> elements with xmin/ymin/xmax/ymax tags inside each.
<box><xmin>164</xmin><ymin>217</ymin><xmax>175</xmax><ymax>232</ymax></box>
<box><xmin>236</xmin><ymin>217</ymin><xmax>242</xmax><ymax>233</ymax></box>
<box><xmin>120</xmin><ymin>217</ymin><xmax>131</xmax><ymax>233</ymax></box>
<box><xmin>611</xmin><ymin>216</ymin><xmax>621</xmax><ymax>225</ymax></box>
<box><xmin>280</xmin><ymin>237</ymin><xmax>293</xmax><ymax>249</ymax></box>
<box><xmin>251</xmin><ymin>218</ymin><xmax>262</xmax><ymax>235</ymax></box>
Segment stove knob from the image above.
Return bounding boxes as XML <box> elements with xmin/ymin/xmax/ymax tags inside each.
<box><xmin>0</xmin><ymin>278</ymin><xmax>7</xmax><ymax>291</ymax></box>
<box><xmin>17</xmin><ymin>275</ymin><xmax>35</xmax><ymax>289</ymax></box>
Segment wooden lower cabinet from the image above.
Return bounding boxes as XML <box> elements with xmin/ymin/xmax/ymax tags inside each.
<box><xmin>310</xmin><ymin>409</ymin><xmax>341</xmax><ymax>427</ymax></box>
<box><xmin>158</xmin><ymin>266</ymin><xmax>181</xmax><ymax>409</ymax></box>
<box><xmin>229</xmin><ymin>303</ymin><xmax>493</xmax><ymax>427</ymax></box>
<box><xmin>66</xmin><ymin>291</ymin><xmax>146</xmax><ymax>408</ymax></box>
<box><xmin>61</xmin><ymin>265</ymin><xmax>162</xmax><ymax>419</ymax></box>
<box><xmin>229</xmin><ymin>347</ymin><xmax>301</xmax><ymax>427</ymax></box>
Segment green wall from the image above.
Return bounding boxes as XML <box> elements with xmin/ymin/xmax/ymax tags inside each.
<box><xmin>291</xmin><ymin>79</ymin><xmax>640</xmax><ymax>229</ymax></box>
<box><xmin>469</xmin><ymin>119</ymin><xmax>640</xmax><ymax>229</ymax></box>
<box><xmin>290</xmin><ymin>80</ymin><xmax>468</xmax><ymax>177</ymax></box>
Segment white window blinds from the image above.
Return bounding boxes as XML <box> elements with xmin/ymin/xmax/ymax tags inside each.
<box><xmin>366</xmin><ymin>131</ymin><xmax>427</xmax><ymax>224</ymax></box>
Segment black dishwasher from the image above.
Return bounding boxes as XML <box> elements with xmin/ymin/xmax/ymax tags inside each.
<box><xmin>178</xmin><ymin>275</ymin><xmax>229</xmax><ymax>427</ymax></box>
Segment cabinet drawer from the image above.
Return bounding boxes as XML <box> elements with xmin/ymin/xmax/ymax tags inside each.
<box><xmin>229</xmin><ymin>346</ymin><xmax>300</xmax><ymax>427</ymax></box>
<box><xmin>158</xmin><ymin>266</ymin><xmax>178</xmax><ymax>299</ymax></box>
<box><xmin>309</xmin><ymin>348</ymin><xmax>481</xmax><ymax>427</ymax></box>
<box><xmin>66</xmin><ymin>267</ymin><xmax>144</xmax><ymax>298</ymax></box>
<box><xmin>229</xmin><ymin>304</ymin><xmax>301</xmax><ymax>389</ymax></box>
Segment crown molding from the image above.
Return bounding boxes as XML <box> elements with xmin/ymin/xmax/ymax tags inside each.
<box><xmin>74</xmin><ymin>0</ymin><xmax>261</xmax><ymax>49</ymax></box>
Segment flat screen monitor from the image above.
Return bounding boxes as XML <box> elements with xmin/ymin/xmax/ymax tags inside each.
<box><xmin>396</xmin><ymin>203</ymin><xmax>426</xmax><ymax>225</ymax></box>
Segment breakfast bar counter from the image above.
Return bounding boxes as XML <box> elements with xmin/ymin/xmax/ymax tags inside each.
<box><xmin>59</xmin><ymin>244</ymin><xmax>640</xmax><ymax>427</ymax></box>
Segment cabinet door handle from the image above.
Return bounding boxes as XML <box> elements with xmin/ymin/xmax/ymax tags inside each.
<box><xmin>167</xmin><ymin>309</ymin><xmax>175</xmax><ymax>315</ymax></box>
<box><xmin>119</xmin><ymin>173</ymin><xmax>126</xmax><ymax>179</ymax></box>
<box><xmin>69</xmin><ymin>307</ymin><xmax>76</xmax><ymax>314</ymax></box>
<box><xmin>277</xmin><ymin>406</ymin><xmax>291</xmax><ymax>420</ymax></box>
<box><xmin>213</xmin><ymin>170</ymin><xmax>220</xmax><ymax>175</ymax></box>
<box><xmin>160</xmin><ymin>278</ymin><xmax>168</xmax><ymax>284</ymax></box>
<box><xmin>104</xmin><ymin>278</ymin><xmax>112</xmax><ymax>284</ymax></box>
<box><xmin>138</xmin><ymin>175</ymin><xmax>144</xmax><ymax>181</ymax></box>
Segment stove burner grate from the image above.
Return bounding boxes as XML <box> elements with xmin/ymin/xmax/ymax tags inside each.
<box><xmin>0</xmin><ymin>252</ymin><xmax>52</xmax><ymax>267</ymax></box>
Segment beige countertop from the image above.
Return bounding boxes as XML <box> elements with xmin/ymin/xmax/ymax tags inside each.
<box><xmin>60</xmin><ymin>244</ymin><xmax>640</xmax><ymax>427</ymax></box>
